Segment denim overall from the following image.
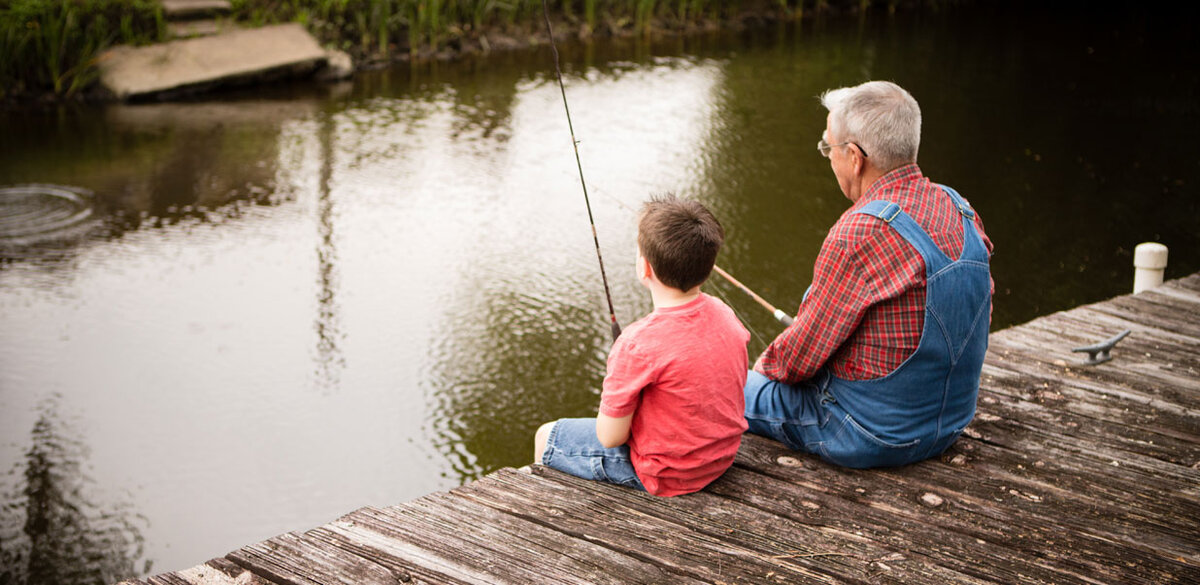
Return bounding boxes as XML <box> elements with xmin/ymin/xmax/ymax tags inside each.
<box><xmin>744</xmin><ymin>185</ymin><xmax>991</xmax><ymax>468</ymax></box>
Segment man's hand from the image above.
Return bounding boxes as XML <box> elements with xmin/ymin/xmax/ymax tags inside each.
<box><xmin>753</xmin><ymin>351</ymin><xmax>767</xmax><ymax>375</ymax></box>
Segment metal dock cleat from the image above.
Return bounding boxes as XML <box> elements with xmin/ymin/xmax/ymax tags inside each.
<box><xmin>1071</xmin><ymin>329</ymin><xmax>1131</xmax><ymax>365</ymax></box>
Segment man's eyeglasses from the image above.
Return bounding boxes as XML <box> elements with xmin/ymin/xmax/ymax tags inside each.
<box><xmin>817</xmin><ymin>138</ymin><xmax>868</xmax><ymax>158</ymax></box>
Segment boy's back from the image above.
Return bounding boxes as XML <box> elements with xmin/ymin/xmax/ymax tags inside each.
<box><xmin>533</xmin><ymin>194</ymin><xmax>749</xmax><ymax>497</ymax></box>
<box><xmin>601</xmin><ymin>292</ymin><xmax>749</xmax><ymax>496</ymax></box>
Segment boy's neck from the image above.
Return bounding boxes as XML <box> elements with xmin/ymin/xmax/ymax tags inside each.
<box><xmin>649</xmin><ymin>282</ymin><xmax>702</xmax><ymax>309</ymax></box>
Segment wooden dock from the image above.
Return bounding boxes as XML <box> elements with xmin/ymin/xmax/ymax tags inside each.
<box><xmin>125</xmin><ymin>274</ymin><xmax>1200</xmax><ymax>585</ymax></box>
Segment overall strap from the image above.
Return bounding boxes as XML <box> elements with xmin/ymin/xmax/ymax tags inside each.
<box><xmin>938</xmin><ymin>184</ymin><xmax>989</xmax><ymax>262</ymax></box>
<box><xmin>938</xmin><ymin>184</ymin><xmax>975</xmax><ymax>219</ymax></box>
<box><xmin>853</xmin><ymin>199</ymin><xmax>951</xmax><ymax>277</ymax></box>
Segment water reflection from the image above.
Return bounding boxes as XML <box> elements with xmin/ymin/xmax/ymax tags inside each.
<box><xmin>425</xmin><ymin>283</ymin><xmax>609</xmax><ymax>482</ymax></box>
<box><xmin>0</xmin><ymin>2</ymin><xmax>1196</xmax><ymax>577</ymax></box>
<box><xmin>414</xmin><ymin>54</ymin><xmax>726</xmax><ymax>480</ymax></box>
<box><xmin>0</xmin><ymin>396</ymin><xmax>147</xmax><ymax>585</ymax></box>
<box><xmin>313</xmin><ymin>113</ymin><xmax>344</xmax><ymax>391</ymax></box>
<box><xmin>0</xmin><ymin>99</ymin><xmax>318</xmax><ymax>258</ymax></box>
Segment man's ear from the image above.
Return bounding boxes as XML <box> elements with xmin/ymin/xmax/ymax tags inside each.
<box><xmin>852</xmin><ymin>146</ymin><xmax>867</xmax><ymax>176</ymax></box>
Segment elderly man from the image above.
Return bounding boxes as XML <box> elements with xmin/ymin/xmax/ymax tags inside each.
<box><xmin>744</xmin><ymin>80</ymin><xmax>994</xmax><ymax>468</ymax></box>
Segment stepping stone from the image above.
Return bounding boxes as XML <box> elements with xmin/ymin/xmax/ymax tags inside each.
<box><xmin>167</xmin><ymin>18</ymin><xmax>223</xmax><ymax>38</ymax></box>
<box><xmin>98</xmin><ymin>23</ymin><xmax>327</xmax><ymax>100</ymax></box>
<box><xmin>161</xmin><ymin>0</ymin><xmax>230</xmax><ymax>19</ymax></box>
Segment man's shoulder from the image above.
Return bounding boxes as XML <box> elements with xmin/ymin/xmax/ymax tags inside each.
<box><xmin>827</xmin><ymin>207</ymin><xmax>895</xmax><ymax>248</ymax></box>
<box><xmin>827</xmin><ymin>166</ymin><xmax>945</xmax><ymax>243</ymax></box>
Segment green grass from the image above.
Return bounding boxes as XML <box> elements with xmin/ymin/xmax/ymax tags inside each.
<box><xmin>232</xmin><ymin>0</ymin><xmax>811</xmax><ymax>58</ymax></box>
<box><xmin>1</xmin><ymin>0</ymin><xmax>838</xmax><ymax>100</ymax></box>
<box><xmin>0</xmin><ymin>0</ymin><xmax>164</xmax><ymax>99</ymax></box>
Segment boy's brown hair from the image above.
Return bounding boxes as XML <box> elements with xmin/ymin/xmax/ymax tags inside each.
<box><xmin>638</xmin><ymin>194</ymin><xmax>724</xmax><ymax>291</ymax></box>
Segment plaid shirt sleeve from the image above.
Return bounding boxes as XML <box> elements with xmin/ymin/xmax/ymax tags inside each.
<box><xmin>756</xmin><ymin>222</ymin><xmax>881</xmax><ymax>385</ymax></box>
<box><xmin>757</xmin><ymin>165</ymin><xmax>995</xmax><ymax>384</ymax></box>
<box><xmin>756</xmin><ymin>187</ymin><xmax>994</xmax><ymax>384</ymax></box>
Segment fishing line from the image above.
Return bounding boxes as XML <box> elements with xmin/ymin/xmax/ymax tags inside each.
<box><xmin>540</xmin><ymin>0</ymin><xmax>621</xmax><ymax>343</ymax></box>
<box><xmin>706</xmin><ymin>276</ymin><xmax>771</xmax><ymax>350</ymax></box>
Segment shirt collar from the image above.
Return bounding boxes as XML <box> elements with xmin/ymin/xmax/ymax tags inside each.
<box><xmin>850</xmin><ymin>163</ymin><xmax>924</xmax><ymax>211</ymax></box>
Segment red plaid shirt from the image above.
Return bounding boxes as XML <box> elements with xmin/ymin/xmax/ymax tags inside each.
<box><xmin>758</xmin><ymin>164</ymin><xmax>993</xmax><ymax>383</ymax></box>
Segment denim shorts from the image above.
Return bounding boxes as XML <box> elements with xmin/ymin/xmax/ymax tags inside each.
<box><xmin>541</xmin><ymin>418</ymin><xmax>646</xmax><ymax>491</ymax></box>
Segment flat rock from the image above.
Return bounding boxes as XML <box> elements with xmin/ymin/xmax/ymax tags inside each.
<box><xmin>98</xmin><ymin>23</ymin><xmax>326</xmax><ymax>100</ymax></box>
<box><xmin>161</xmin><ymin>0</ymin><xmax>230</xmax><ymax>18</ymax></box>
<box><xmin>167</xmin><ymin>18</ymin><xmax>224</xmax><ymax>39</ymax></box>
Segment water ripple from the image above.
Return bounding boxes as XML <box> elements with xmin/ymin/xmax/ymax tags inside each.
<box><xmin>0</xmin><ymin>184</ymin><xmax>95</xmax><ymax>243</ymax></box>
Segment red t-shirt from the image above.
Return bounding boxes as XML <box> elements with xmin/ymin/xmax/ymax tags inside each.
<box><xmin>599</xmin><ymin>293</ymin><xmax>750</xmax><ymax>496</ymax></box>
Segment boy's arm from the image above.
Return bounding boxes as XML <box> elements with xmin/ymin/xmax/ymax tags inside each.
<box><xmin>596</xmin><ymin>412</ymin><xmax>633</xmax><ymax>448</ymax></box>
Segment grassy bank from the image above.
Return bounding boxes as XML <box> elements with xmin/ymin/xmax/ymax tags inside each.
<box><xmin>231</xmin><ymin>0</ymin><xmax>814</xmax><ymax>63</ymax></box>
<box><xmin>1</xmin><ymin>0</ymin><xmax>902</xmax><ymax>102</ymax></box>
<box><xmin>0</xmin><ymin>0</ymin><xmax>165</xmax><ymax>99</ymax></box>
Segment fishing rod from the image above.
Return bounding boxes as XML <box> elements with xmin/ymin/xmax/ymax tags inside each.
<box><xmin>595</xmin><ymin>190</ymin><xmax>796</xmax><ymax>328</ymax></box>
<box><xmin>711</xmin><ymin>265</ymin><xmax>794</xmax><ymax>327</ymax></box>
<box><xmin>540</xmin><ymin>0</ymin><xmax>621</xmax><ymax>343</ymax></box>
<box><xmin>538</xmin><ymin>2</ymin><xmax>791</xmax><ymax>333</ymax></box>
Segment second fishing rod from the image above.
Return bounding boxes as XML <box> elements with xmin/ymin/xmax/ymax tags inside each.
<box><xmin>539</xmin><ymin>0</ymin><xmax>793</xmax><ymax>334</ymax></box>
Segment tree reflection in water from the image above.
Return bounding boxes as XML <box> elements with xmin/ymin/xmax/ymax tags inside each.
<box><xmin>0</xmin><ymin>397</ymin><xmax>148</xmax><ymax>585</ymax></box>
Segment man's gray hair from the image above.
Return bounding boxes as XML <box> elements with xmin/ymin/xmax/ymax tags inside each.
<box><xmin>820</xmin><ymin>81</ymin><xmax>921</xmax><ymax>172</ymax></box>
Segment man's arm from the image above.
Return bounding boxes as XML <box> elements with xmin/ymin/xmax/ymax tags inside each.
<box><xmin>596</xmin><ymin>412</ymin><xmax>633</xmax><ymax>448</ymax></box>
<box><xmin>757</xmin><ymin>233</ymin><xmax>875</xmax><ymax>384</ymax></box>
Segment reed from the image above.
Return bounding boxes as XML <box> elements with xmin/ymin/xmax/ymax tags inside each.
<box><xmin>2</xmin><ymin>0</ymin><xmax>834</xmax><ymax>100</ymax></box>
<box><xmin>0</xmin><ymin>0</ymin><xmax>164</xmax><ymax>99</ymax></box>
<box><xmin>233</xmin><ymin>0</ymin><xmax>810</xmax><ymax>58</ymax></box>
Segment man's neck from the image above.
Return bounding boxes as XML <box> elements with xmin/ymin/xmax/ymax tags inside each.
<box><xmin>849</xmin><ymin>166</ymin><xmax>887</xmax><ymax>203</ymax></box>
<box><xmin>851</xmin><ymin>163</ymin><xmax>914</xmax><ymax>204</ymax></box>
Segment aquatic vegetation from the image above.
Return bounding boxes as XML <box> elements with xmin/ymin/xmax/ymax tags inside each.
<box><xmin>0</xmin><ymin>0</ymin><xmax>880</xmax><ymax>100</ymax></box>
<box><xmin>0</xmin><ymin>0</ymin><xmax>164</xmax><ymax>99</ymax></box>
<box><xmin>231</xmin><ymin>0</ymin><xmax>813</xmax><ymax>60</ymax></box>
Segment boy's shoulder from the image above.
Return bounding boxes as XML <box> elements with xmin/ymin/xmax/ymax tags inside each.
<box><xmin>624</xmin><ymin>294</ymin><xmax>743</xmax><ymax>341</ymax></box>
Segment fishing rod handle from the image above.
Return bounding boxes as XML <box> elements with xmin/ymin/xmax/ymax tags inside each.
<box><xmin>774</xmin><ymin>309</ymin><xmax>794</xmax><ymax>327</ymax></box>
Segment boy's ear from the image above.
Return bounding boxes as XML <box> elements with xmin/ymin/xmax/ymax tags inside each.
<box><xmin>638</xmin><ymin>254</ymin><xmax>653</xmax><ymax>280</ymax></box>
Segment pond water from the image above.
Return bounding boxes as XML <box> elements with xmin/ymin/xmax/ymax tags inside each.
<box><xmin>1</xmin><ymin>1</ymin><xmax>1197</xmax><ymax>579</ymax></box>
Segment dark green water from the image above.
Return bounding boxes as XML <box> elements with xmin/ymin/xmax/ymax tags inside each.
<box><xmin>1</xmin><ymin>1</ymin><xmax>1197</xmax><ymax>579</ymax></box>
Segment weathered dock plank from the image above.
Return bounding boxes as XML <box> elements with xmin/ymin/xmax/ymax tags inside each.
<box><xmin>326</xmin><ymin>496</ymin><xmax>699</xmax><ymax>585</ymax></box>
<box><xmin>458</xmin><ymin>467</ymin><xmax>858</xmax><ymax>584</ymax></box>
<box><xmin>466</xmin><ymin>466</ymin><xmax>989</xmax><ymax>585</ymax></box>
<box><xmin>727</xmin><ymin>441</ymin><xmax>1151</xmax><ymax>585</ymax></box>
<box><xmin>126</xmin><ymin>274</ymin><xmax>1200</xmax><ymax>584</ymax></box>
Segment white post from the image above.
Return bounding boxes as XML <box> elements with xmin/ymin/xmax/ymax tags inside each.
<box><xmin>1133</xmin><ymin>242</ymin><xmax>1169</xmax><ymax>294</ymax></box>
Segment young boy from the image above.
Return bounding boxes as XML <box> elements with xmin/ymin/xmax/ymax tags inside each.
<box><xmin>533</xmin><ymin>195</ymin><xmax>750</xmax><ymax>497</ymax></box>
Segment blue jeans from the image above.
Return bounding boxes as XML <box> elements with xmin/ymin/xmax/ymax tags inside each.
<box><xmin>743</xmin><ymin>369</ymin><xmax>833</xmax><ymax>451</ymax></box>
<box><xmin>541</xmin><ymin>418</ymin><xmax>646</xmax><ymax>491</ymax></box>
<box><xmin>743</xmin><ymin>370</ymin><xmax>943</xmax><ymax>468</ymax></box>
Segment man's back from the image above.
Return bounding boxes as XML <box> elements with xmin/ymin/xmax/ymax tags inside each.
<box><xmin>759</xmin><ymin>164</ymin><xmax>993</xmax><ymax>384</ymax></box>
<box><xmin>744</xmin><ymin>79</ymin><xmax>995</xmax><ymax>469</ymax></box>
